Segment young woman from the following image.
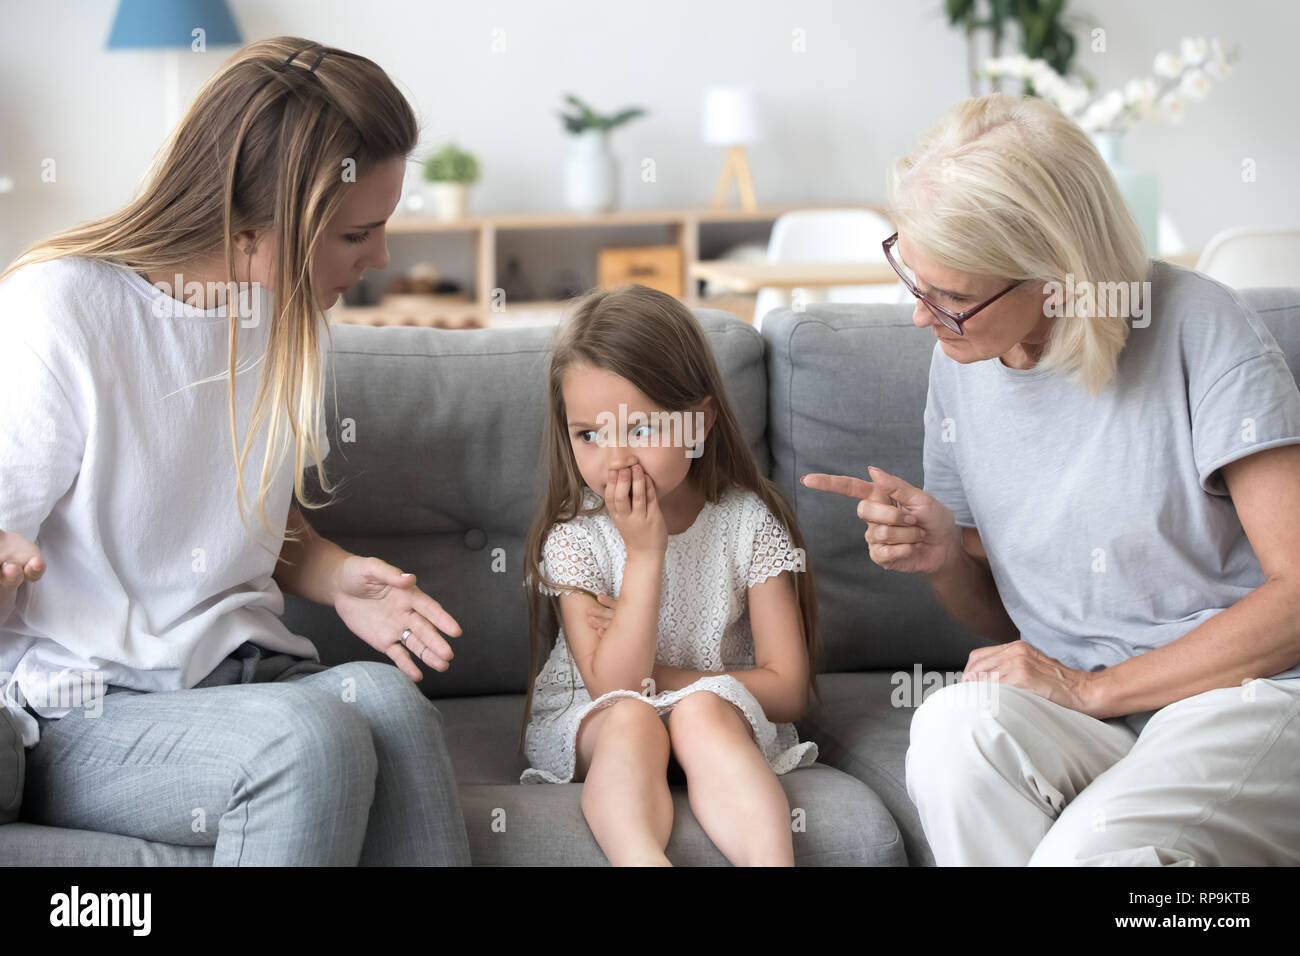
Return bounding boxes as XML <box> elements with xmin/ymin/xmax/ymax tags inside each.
<box><xmin>0</xmin><ymin>37</ymin><xmax>469</xmax><ymax>865</ymax></box>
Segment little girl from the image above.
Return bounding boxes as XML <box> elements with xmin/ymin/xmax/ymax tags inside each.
<box><xmin>519</xmin><ymin>284</ymin><xmax>822</xmax><ymax>866</ymax></box>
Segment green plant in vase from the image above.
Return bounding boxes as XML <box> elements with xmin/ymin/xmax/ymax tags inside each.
<box><xmin>421</xmin><ymin>143</ymin><xmax>481</xmax><ymax>221</ymax></box>
<box><xmin>557</xmin><ymin>94</ymin><xmax>647</xmax><ymax>213</ymax></box>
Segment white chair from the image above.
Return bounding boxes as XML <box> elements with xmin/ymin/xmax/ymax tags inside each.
<box><xmin>752</xmin><ymin>208</ymin><xmax>908</xmax><ymax>330</ymax></box>
<box><xmin>1194</xmin><ymin>226</ymin><xmax>1300</xmax><ymax>288</ymax></box>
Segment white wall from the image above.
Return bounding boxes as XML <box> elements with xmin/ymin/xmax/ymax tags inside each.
<box><xmin>2</xmin><ymin>0</ymin><xmax>1296</xmax><ymax>272</ymax></box>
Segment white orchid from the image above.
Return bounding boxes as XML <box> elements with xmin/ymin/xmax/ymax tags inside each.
<box><xmin>1180</xmin><ymin>37</ymin><xmax>1208</xmax><ymax>66</ymax></box>
<box><xmin>1160</xmin><ymin>92</ymin><xmax>1187</xmax><ymax>123</ymax></box>
<box><xmin>1179</xmin><ymin>69</ymin><xmax>1211</xmax><ymax>101</ymax></box>
<box><xmin>1124</xmin><ymin>78</ymin><xmax>1158</xmax><ymax>109</ymax></box>
<box><xmin>986</xmin><ymin>54</ymin><xmax>1034</xmax><ymax>80</ymax></box>
<box><xmin>981</xmin><ymin>36</ymin><xmax>1236</xmax><ymax>135</ymax></box>
<box><xmin>1056</xmin><ymin>83</ymin><xmax>1093</xmax><ymax>115</ymax></box>
<box><xmin>1204</xmin><ymin>52</ymin><xmax>1233</xmax><ymax>80</ymax></box>
<box><xmin>1153</xmin><ymin>52</ymin><xmax>1184</xmax><ymax>78</ymax></box>
<box><xmin>1202</xmin><ymin>38</ymin><xmax>1234</xmax><ymax>80</ymax></box>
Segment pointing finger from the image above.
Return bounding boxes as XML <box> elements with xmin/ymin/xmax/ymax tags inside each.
<box><xmin>800</xmin><ymin>473</ymin><xmax>874</xmax><ymax>500</ymax></box>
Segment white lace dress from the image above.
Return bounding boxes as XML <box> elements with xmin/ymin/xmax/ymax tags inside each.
<box><xmin>520</xmin><ymin>485</ymin><xmax>819</xmax><ymax>784</ymax></box>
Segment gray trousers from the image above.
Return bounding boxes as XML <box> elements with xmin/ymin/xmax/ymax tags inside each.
<box><xmin>21</xmin><ymin>642</ymin><xmax>471</xmax><ymax>865</ymax></box>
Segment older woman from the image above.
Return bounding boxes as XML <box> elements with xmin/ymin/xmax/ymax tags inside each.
<box><xmin>805</xmin><ymin>93</ymin><xmax>1300</xmax><ymax>865</ymax></box>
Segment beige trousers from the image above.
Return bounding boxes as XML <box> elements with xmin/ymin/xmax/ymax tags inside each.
<box><xmin>905</xmin><ymin>676</ymin><xmax>1300</xmax><ymax>865</ymax></box>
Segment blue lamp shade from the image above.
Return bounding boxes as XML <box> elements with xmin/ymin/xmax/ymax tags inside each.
<box><xmin>107</xmin><ymin>0</ymin><xmax>242</xmax><ymax>49</ymax></box>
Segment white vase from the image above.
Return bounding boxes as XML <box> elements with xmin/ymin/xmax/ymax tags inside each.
<box><xmin>429</xmin><ymin>182</ymin><xmax>470</xmax><ymax>221</ymax></box>
<box><xmin>1090</xmin><ymin>131</ymin><xmax>1158</xmax><ymax>256</ymax></box>
<box><xmin>564</xmin><ymin>129</ymin><xmax>617</xmax><ymax>213</ymax></box>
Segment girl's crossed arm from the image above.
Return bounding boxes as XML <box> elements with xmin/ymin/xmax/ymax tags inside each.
<box><xmin>561</xmin><ymin>464</ymin><xmax>668</xmax><ymax>699</ymax></box>
<box><xmin>558</xmin><ymin>551</ymin><xmax>663</xmax><ymax>699</ymax></box>
<box><xmin>652</xmin><ymin>570</ymin><xmax>810</xmax><ymax>724</ymax></box>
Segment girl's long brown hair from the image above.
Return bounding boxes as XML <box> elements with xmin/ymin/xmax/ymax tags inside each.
<box><xmin>520</xmin><ymin>284</ymin><xmax>822</xmax><ymax>750</ymax></box>
<box><xmin>1</xmin><ymin>36</ymin><xmax>418</xmax><ymax>544</ymax></box>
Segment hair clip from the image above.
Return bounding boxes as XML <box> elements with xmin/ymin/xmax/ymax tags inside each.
<box><xmin>281</xmin><ymin>47</ymin><xmax>328</xmax><ymax>73</ymax></box>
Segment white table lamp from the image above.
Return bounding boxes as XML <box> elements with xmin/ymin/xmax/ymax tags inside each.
<box><xmin>702</xmin><ymin>87</ymin><xmax>762</xmax><ymax>211</ymax></box>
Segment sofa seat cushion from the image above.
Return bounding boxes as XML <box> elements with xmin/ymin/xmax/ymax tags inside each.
<box><xmin>794</xmin><ymin>670</ymin><xmax>934</xmax><ymax>867</ymax></box>
<box><xmin>435</xmin><ymin>693</ymin><xmax>906</xmax><ymax>865</ymax></box>
<box><xmin>0</xmin><ymin>821</ymin><xmax>212</xmax><ymax>865</ymax></box>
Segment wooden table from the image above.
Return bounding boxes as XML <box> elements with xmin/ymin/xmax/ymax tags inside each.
<box><xmin>689</xmin><ymin>260</ymin><xmax>900</xmax><ymax>293</ymax></box>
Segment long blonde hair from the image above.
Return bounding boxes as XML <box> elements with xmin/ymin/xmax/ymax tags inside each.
<box><xmin>889</xmin><ymin>93</ymin><xmax>1151</xmax><ymax>394</ymax></box>
<box><xmin>519</xmin><ymin>285</ymin><xmax>822</xmax><ymax>750</ymax></box>
<box><xmin>0</xmin><ymin>36</ymin><xmax>417</xmax><ymax>543</ymax></box>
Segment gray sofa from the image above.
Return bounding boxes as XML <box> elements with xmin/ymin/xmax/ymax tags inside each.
<box><xmin>4</xmin><ymin>285</ymin><xmax>1298</xmax><ymax>866</ymax></box>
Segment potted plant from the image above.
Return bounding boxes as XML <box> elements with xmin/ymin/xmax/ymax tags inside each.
<box><xmin>422</xmin><ymin>143</ymin><xmax>481</xmax><ymax>221</ymax></box>
<box><xmin>557</xmin><ymin>94</ymin><xmax>646</xmax><ymax>213</ymax></box>
<box><xmin>942</xmin><ymin>0</ymin><xmax>1091</xmax><ymax>96</ymax></box>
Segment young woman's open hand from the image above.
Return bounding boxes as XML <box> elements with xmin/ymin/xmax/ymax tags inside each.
<box><xmin>604</xmin><ymin>464</ymin><xmax>667</xmax><ymax>557</ymax></box>
<box><xmin>332</xmin><ymin>556</ymin><xmax>462</xmax><ymax>681</ymax></box>
<box><xmin>0</xmin><ymin>530</ymin><xmax>44</xmax><ymax>619</ymax></box>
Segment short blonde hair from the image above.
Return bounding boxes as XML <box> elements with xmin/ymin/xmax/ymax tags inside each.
<box><xmin>889</xmin><ymin>93</ymin><xmax>1151</xmax><ymax>394</ymax></box>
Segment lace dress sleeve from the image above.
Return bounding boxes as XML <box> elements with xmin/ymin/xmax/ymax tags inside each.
<box><xmin>745</xmin><ymin>498</ymin><xmax>805</xmax><ymax>589</ymax></box>
<box><xmin>538</xmin><ymin>521</ymin><xmax>606</xmax><ymax>596</ymax></box>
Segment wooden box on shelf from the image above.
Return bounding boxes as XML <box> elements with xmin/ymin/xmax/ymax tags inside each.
<box><xmin>597</xmin><ymin>245</ymin><xmax>683</xmax><ymax>298</ymax></box>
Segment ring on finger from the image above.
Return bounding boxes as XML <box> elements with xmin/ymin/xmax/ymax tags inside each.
<box><xmin>405</xmin><ymin>615</ymin><xmax>436</xmax><ymax>663</ymax></box>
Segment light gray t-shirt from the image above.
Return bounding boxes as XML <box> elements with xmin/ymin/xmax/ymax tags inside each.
<box><xmin>923</xmin><ymin>260</ymin><xmax>1300</xmax><ymax>682</ymax></box>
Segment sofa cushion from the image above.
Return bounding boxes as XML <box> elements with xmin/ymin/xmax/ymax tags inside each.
<box><xmin>1245</xmin><ymin>286</ymin><xmax>1300</xmax><ymax>379</ymax></box>
<box><xmin>0</xmin><ymin>706</ymin><xmax>24</xmax><ymax>825</ymax></box>
<box><xmin>280</xmin><ymin>311</ymin><xmax>769</xmax><ymax>698</ymax></box>
<box><xmin>794</xmin><ymin>670</ymin><xmax>934</xmax><ymax>867</ymax></box>
<box><xmin>434</xmin><ymin>693</ymin><xmax>906</xmax><ymax>865</ymax></box>
<box><xmin>0</xmin><ymin>821</ymin><xmax>212</xmax><ymax>865</ymax></box>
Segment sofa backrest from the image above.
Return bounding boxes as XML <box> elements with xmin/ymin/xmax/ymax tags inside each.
<box><xmin>761</xmin><ymin>284</ymin><xmax>1300</xmax><ymax>672</ymax></box>
<box><xmin>281</xmin><ymin>310</ymin><xmax>769</xmax><ymax>698</ymax></box>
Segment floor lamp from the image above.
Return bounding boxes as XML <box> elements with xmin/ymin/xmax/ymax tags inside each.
<box><xmin>107</xmin><ymin>0</ymin><xmax>243</xmax><ymax>137</ymax></box>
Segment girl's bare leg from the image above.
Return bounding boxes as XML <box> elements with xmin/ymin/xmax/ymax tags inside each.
<box><xmin>575</xmin><ymin>698</ymin><xmax>675</xmax><ymax>866</ymax></box>
<box><xmin>667</xmin><ymin>691</ymin><xmax>795</xmax><ymax>866</ymax></box>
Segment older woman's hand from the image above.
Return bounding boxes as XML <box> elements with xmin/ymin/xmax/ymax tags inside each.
<box><xmin>801</xmin><ymin>466</ymin><xmax>963</xmax><ymax>575</ymax></box>
<box><xmin>962</xmin><ymin>639</ymin><xmax>1100</xmax><ymax>716</ymax></box>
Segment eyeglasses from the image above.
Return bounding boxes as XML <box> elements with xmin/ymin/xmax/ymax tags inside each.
<box><xmin>882</xmin><ymin>232</ymin><xmax>1022</xmax><ymax>335</ymax></box>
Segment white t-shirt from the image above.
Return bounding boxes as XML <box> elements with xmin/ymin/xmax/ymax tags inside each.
<box><xmin>0</xmin><ymin>256</ymin><xmax>329</xmax><ymax>747</ymax></box>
